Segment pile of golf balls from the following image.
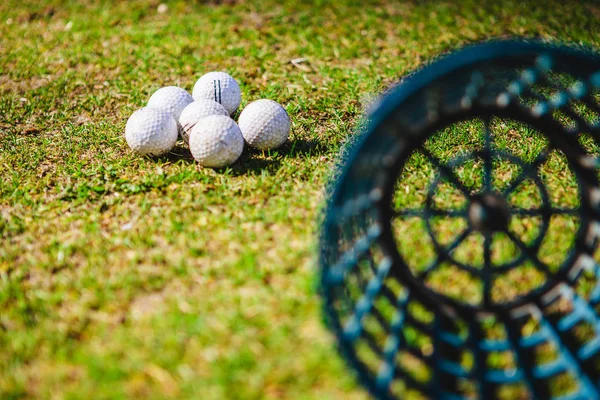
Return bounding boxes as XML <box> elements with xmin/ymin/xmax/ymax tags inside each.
<box><xmin>124</xmin><ymin>71</ymin><xmax>291</xmax><ymax>168</ymax></box>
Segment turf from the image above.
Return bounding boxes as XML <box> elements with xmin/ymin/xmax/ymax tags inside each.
<box><xmin>1</xmin><ymin>0</ymin><xmax>600</xmax><ymax>399</ymax></box>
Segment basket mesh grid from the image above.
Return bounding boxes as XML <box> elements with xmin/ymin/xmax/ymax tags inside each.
<box><xmin>320</xmin><ymin>40</ymin><xmax>600</xmax><ymax>399</ymax></box>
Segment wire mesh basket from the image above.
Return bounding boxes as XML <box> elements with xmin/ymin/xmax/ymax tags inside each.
<box><xmin>320</xmin><ymin>39</ymin><xmax>600</xmax><ymax>399</ymax></box>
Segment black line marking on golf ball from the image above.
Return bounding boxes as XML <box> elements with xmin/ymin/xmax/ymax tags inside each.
<box><xmin>213</xmin><ymin>80</ymin><xmax>217</xmax><ymax>103</ymax></box>
<box><xmin>218</xmin><ymin>80</ymin><xmax>222</xmax><ymax>104</ymax></box>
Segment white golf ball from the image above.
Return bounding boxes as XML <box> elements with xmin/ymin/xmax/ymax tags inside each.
<box><xmin>192</xmin><ymin>72</ymin><xmax>241</xmax><ymax>115</ymax></box>
<box><xmin>147</xmin><ymin>86</ymin><xmax>193</xmax><ymax>123</ymax></box>
<box><xmin>189</xmin><ymin>115</ymin><xmax>244</xmax><ymax>168</ymax></box>
<box><xmin>178</xmin><ymin>99</ymin><xmax>229</xmax><ymax>144</ymax></box>
<box><xmin>125</xmin><ymin>107</ymin><xmax>178</xmax><ymax>156</ymax></box>
<box><xmin>238</xmin><ymin>99</ymin><xmax>290</xmax><ymax>150</ymax></box>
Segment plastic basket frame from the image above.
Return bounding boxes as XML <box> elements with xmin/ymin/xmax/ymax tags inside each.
<box><xmin>320</xmin><ymin>39</ymin><xmax>600</xmax><ymax>399</ymax></box>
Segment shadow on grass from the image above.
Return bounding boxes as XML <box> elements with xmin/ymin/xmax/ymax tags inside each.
<box><xmin>229</xmin><ymin>138</ymin><xmax>328</xmax><ymax>175</ymax></box>
<box><xmin>158</xmin><ymin>137</ymin><xmax>329</xmax><ymax>175</ymax></box>
<box><xmin>162</xmin><ymin>143</ymin><xmax>196</xmax><ymax>163</ymax></box>
<box><xmin>279</xmin><ymin>138</ymin><xmax>322</xmax><ymax>157</ymax></box>
<box><xmin>230</xmin><ymin>150</ymin><xmax>281</xmax><ymax>175</ymax></box>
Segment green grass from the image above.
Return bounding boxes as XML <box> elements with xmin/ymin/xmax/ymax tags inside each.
<box><xmin>1</xmin><ymin>0</ymin><xmax>600</xmax><ymax>398</ymax></box>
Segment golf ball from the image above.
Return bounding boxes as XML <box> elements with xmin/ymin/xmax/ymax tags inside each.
<box><xmin>178</xmin><ymin>99</ymin><xmax>229</xmax><ymax>144</ymax></box>
<box><xmin>147</xmin><ymin>86</ymin><xmax>193</xmax><ymax>124</ymax></box>
<box><xmin>125</xmin><ymin>107</ymin><xmax>178</xmax><ymax>156</ymax></box>
<box><xmin>189</xmin><ymin>115</ymin><xmax>244</xmax><ymax>168</ymax></box>
<box><xmin>192</xmin><ymin>72</ymin><xmax>241</xmax><ymax>115</ymax></box>
<box><xmin>238</xmin><ymin>99</ymin><xmax>290</xmax><ymax>150</ymax></box>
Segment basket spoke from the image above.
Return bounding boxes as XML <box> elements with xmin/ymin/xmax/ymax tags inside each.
<box><xmin>483</xmin><ymin>117</ymin><xmax>494</xmax><ymax>192</ymax></box>
<box><xmin>503</xmin><ymin>229</ymin><xmax>551</xmax><ymax>276</ymax></box>
<box><xmin>500</xmin><ymin>310</ymin><xmax>552</xmax><ymax>399</ymax></box>
<box><xmin>468</xmin><ymin>321</ymin><xmax>496</xmax><ymax>397</ymax></box>
<box><xmin>501</xmin><ymin>149</ymin><xmax>549</xmax><ymax>198</ymax></box>
<box><xmin>483</xmin><ymin>231</ymin><xmax>493</xmax><ymax>306</ymax></box>
<box><xmin>509</xmin><ymin>206</ymin><xmax>579</xmax><ymax>217</ymax></box>
<box><xmin>421</xmin><ymin>147</ymin><xmax>472</xmax><ymax>197</ymax></box>
<box><xmin>395</xmin><ymin>207</ymin><xmax>467</xmax><ymax>219</ymax></box>
<box><xmin>417</xmin><ymin>228</ymin><xmax>470</xmax><ymax>280</ymax></box>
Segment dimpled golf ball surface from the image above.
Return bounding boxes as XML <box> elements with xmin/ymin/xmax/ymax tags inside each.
<box><xmin>179</xmin><ymin>99</ymin><xmax>229</xmax><ymax>144</ymax></box>
<box><xmin>125</xmin><ymin>107</ymin><xmax>178</xmax><ymax>156</ymax></box>
<box><xmin>238</xmin><ymin>99</ymin><xmax>290</xmax><ymax>150</ymax></box>
<box><xmin>147</xmin><ymin>86</ymin><xmax>193</xmax><ymax>122</ymax></box>
<box><xmin>189</xmin><ymin>115</ymin><xmax>244</xmax><ymax>168</ymax></box>
<box><xmin>192</xmin><ymin>72</ymin><xmax>241</xmax><ymax>115</ymax></box>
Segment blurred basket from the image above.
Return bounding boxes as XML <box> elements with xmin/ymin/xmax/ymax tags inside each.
<box><xmin>320</xmin><ymin>40</ymin><xmax>600</xmax><ymax>399</ymax></box>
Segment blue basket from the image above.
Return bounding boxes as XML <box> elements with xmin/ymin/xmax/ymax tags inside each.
<box><xmin>320</xmin><ymin>40</ymin><xmax>600</xmax><ymax>399</ymax></box>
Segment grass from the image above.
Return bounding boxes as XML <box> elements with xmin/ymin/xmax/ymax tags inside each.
<box><xmin>1</xmin><ymin>0</ymin><xmax>600</xmax><ymax>399</ymax></box>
